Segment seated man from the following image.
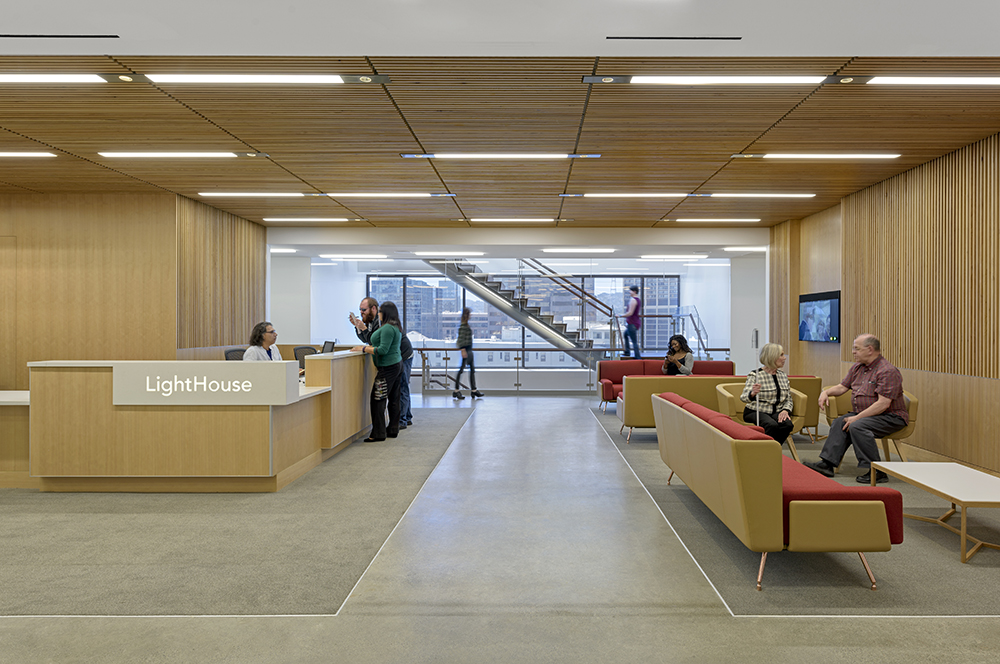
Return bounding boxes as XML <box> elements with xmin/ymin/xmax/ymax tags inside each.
<box><xmin>805</xmin><ymin>334</ymin><xmax>908</xmax><ymax>484</ymax></box>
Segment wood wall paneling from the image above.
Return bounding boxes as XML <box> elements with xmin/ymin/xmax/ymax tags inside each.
<box><xmin>838</xmin><ymin>131</ymin><xmax>1000</xmax><ymax>471</ymax></box>
<box><xmin>6</xmin><ymin>193</ymin><xmax>178</xmax><ymax>389</ymax></box>
<box><xmin>0</xmin><ymin>237</ymin><xmax>14</xmax><ymax>389</ymax></box>
<box><xmin>176</xmin><ymin>195</ymin><xmax>266</xmax><ymax>350</ymax></box>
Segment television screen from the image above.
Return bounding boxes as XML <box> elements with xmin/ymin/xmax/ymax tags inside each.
<box><xmin>798</xmin><ymin>291</ymin><xmax>840</xmax><ymax>343</ymax></box>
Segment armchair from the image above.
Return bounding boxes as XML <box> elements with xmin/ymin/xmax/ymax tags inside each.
<box><xmin>822</xmin><ymin>386</ymin><xmax>918</xmax><ymax>463</ymax></box>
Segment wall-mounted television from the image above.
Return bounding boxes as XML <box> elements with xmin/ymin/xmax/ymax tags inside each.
<box><xmin>798</xmin><ymin>291</ymin><xmax>840</xmax><ymax>343</ymax></box>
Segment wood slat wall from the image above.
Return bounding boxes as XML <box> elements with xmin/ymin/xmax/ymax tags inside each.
<box><xmin>837</xmin><ymin>131</ymin><xmax>1000</xmax><ymax>470</ymax></box>
<box><xmin>0</xmin><ymin>237</ymin><xmax>14</xmax><ymax>389</ymax></box>
<box><xmin>176</xmin><ymin>196</ymin><xmax>266</xmax><ymax>349</ymax></box>
<box><xmin>3</xmin><ymin>193</ymin><xmax>178</xmax><ymax>389</ymax></box>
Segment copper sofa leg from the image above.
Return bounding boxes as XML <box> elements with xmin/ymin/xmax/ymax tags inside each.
<box><xmin>667</xmin><ymin>471</ymin><xmax>674</xmax><ymax>485</ymax></box>
<box><xmin>756</xmin><ymin>552</ymin><xmax>767</xmax><ymax>591</ymax></box>
<box><xmin>626</xmin><ymin>427</ymin><xmax>632</xmax><ymax>443</ymax></box>
<box><xmin>620</xmin><ymin>423</ymin><xmax>625</xmax><ymax>434</ymax></box>
<box><xmin>858</xmin><ymin>552</ymin><xmax>877</xmax><ymax>590</ymax></box>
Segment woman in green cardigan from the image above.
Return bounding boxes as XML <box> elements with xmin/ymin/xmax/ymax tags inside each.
<box><xmin>352</xmin><ymin>301</ymin><xmax>403</xmax><ymax>441</ymax></box>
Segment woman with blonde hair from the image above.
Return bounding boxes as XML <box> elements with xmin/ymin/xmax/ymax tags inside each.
<box><xmin>740</xmin><ymin>343</ymin><xmax>794</xmax><ymax>444</ymax></box>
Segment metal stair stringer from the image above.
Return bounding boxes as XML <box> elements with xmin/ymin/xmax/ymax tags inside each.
<box><xmin>424</xmin><ymin>259</ymin><xmax>596</xmax><ymax>368</ymax></box>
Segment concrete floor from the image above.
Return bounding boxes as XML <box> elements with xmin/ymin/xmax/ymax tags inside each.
<box><xmin>4</xmin><ymin>395</ymin><xmax>1000</xmax><ymax>663</ymax></box>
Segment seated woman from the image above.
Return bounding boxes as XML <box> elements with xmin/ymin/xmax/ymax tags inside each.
<box><xmin>243</xmin><ymin>322</ymin><xmax>282</xmax><ymax>361</ymax></box>
<box><xmin>740</xmin><ymin>343</ymin><xmax>794</xmax><ymax>444</ymax></box>
<box><xmin>353</xmin><ymin>301</ymin><xmax>403</xmax><ymax>442</ymax></box>
<box><xmin>661</xmin><ymin>334</ymin><xmax>694</xmax><ymax>375</ymax></box>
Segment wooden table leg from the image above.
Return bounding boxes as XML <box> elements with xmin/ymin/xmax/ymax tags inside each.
<box><xmin>961</xmin><ymin>505</ymin><xmax>968</xmax><ymax>563</ymax></box>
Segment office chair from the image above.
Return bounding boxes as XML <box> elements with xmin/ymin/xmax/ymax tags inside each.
<box><xmin>294</xmin><ymin>346</ymin><xmax>319</xmax><ymax>370</ymax></box>
<box><xmin>225</xmin><ymin>348</ymin><xmax>245</xmax><ymax>361</ymax></box>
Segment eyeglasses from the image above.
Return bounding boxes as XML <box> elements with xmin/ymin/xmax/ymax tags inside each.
<box><xmin>360</xmin><ymin>307</ymin><xmax>369</xmax><ymax>313</ymax></box>
<box><xmin>265</xmin><ymin>329</ymin><xmax>277</xmax><ymax>334</ymax></box>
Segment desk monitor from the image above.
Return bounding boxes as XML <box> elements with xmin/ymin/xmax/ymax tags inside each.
<box><xmin>322</xmin><ymin>340</ymin><xmax>335</xmax><ymax>353</ymax></box>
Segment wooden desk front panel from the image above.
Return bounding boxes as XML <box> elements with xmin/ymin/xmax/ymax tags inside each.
<box><xmin>30</xmin><ymin>367</ymin><xmax>271</xmax><ymax>477</ymax></box>
<box><xmin>330</xmin><ymin>355</ymin><xmax>375</xmax><ymax>446</ymax></box>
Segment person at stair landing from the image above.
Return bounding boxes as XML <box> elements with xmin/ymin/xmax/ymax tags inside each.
<box><xmin>453</xmin><ymin>307</ymin><xmax>484</xmax><ymax>400</ymax></box>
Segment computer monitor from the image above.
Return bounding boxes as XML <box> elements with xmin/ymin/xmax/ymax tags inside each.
<box><xmin>322</xmin><ymin>340</ymin><xmax>335</xmax><ymax>353</ymax></box>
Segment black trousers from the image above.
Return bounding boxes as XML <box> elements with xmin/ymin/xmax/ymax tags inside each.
<box><xmin>743</xmin><ymin>407</ymin><xmax>794</xmax><ymax>444</ymax></box>
<box><xmin>455</xmin><ymin>348</ymin><xmax>477</xmax><ymax>390</ymax></box>
<box><xmin>370</xmin><ymin>361</ymin><xmax>402</xmax><ymax>439</ymax></box>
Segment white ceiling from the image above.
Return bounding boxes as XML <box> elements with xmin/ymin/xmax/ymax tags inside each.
<box><xmin>4</xmin><ymin>0</ymin><xmax>1000</xmax><ymax>58</ymax></box>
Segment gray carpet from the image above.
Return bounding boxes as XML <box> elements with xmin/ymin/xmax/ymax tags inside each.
<box><xmin>0</xmin><ymin>407</ymin><xmax>472</xmax><ymax>616</ymax></box>
<box><xmin>592</xmin><ymin>407</ymin><xmax>1000</xmax><ymax>616</ymax></box>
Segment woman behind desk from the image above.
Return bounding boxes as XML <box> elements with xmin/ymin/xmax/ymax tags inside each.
<box><xmin>243</xmin><ymin>322</ymin><xmax>282</xmax><ymax>361</ymax></box>
<box><xmin>662</xmin><ymin>334</ymin><xmax>694</xmax><ymax>375</ymax></box>
<box><xmin>353</xmin><ymin>301</ymin><xmax>403</xmax><ymax>442</ymax></box>
<box><xmin>740</xmin><ymin>343</ymin><xmax>794</xmax><ymax>445</ymax></box>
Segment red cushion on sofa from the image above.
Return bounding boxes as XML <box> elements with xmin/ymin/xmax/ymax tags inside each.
<box><xmin>643</xmin><ymin>359</ymin><xmax>665</xmax><ymax>375</ymax></box>
<box><xmin>780</xmin><ymin>456</ymin><xmax>904</xmax><ymax>545</ymax></box>
<box><xmin>659</xmin><ymin>392</ymin><xmax>690</xmax><ymax>407</ymax></box>
<box><xmin>692</xmin><ymin>360</ymin><xmax>735</xmax><ymax>375</ymax></box>
<box><xmin>707</xmin><ymin>416</ymin><xmax>774</xmax><ymax>441</ymax></box>
<box><xmin>681</xmin><ymin>401</ymin><xmax>721</xmax><ymax>422</ymax></box>
<box><xmin>599</xmin><ymin>360</ymin><xmax>645</xmax><ymax>384</ymax></box>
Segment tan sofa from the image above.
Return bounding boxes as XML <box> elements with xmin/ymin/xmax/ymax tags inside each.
<box><xmin>617</xmin><ymin>374</ymin><xmax>823</xmax><ymax>442</ymax></box>
<box><xmin>651</xmin><ymin>391</ymin><xmax>904</xmax><ymax>590</ymax></box>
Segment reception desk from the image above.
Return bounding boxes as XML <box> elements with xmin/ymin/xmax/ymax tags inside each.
<box><xmin>24</xmin><ymin>351</ymin><xmax>374</xmax><ymax>492</ymax></box>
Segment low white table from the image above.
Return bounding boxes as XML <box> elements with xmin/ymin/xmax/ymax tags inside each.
<box><xmin>872</xmin><ymin>462</ymin><xmax>1000</xmax><ymax>563</ymax></box>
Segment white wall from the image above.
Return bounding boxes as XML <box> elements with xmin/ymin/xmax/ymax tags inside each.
<box><xmin>729</xmin><ymin>256</ymin><xmax>767</xmax><ymax>375</ymax></box>
<box><xmin>310</xmin><ymin>263</ymin><xmax>368</xmax><ymax>345</ymax></box>
<box><xmin>269</xmin><ymin>256</ymin><xmax>312</xmax><ymax>343</ymax></box>
<box><xmin>679</xmin><ymin>265</ymin><xmax>731</xmax><ymax>353</ymax></box>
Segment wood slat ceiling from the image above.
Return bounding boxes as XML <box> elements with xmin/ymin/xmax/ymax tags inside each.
<box><xmin>1</xmin><ymin>55</ymin><xmax>1000</xmax><ymax>227</ymax></box>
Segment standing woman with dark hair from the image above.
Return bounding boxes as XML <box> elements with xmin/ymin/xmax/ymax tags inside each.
<box><xmin>453</xmin><ymin>307</ymin><xmax>484</xmax><ymax>400</ymax></box>
<box><xmin>353</xmin><ymin>301</ymin><xmax>403</xmax><ymax>442</ymax></box>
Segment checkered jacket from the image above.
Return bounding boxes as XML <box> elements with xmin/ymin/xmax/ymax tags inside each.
<box><xmin>740</xmin><ymin>368</ymin><xmax>793</xmax><ymax>415</ymax></box>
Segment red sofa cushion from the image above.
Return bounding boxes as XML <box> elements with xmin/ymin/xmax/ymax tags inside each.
<box><xmin>659</xmin><ymin>392</ymin><xmax>690</xmax><ymax>408</ymax></box>
<box><xmin>643</xmin><ymin>359</ymin><xmax>664</xmax><ymax>375</ymax></box>
<box><xmin>692</xmin><ymin>360</ymin><xmax>735</xmax><ymax>375</ymax></box>
<box><xmin>781</xmin><ymin>456</ymin><xmax>904</xmax><ymax>545</ymax></box>
<box><xmin>706</xmin><ymin>416</ymin><xmax>773</xmax><ymax>441</ymax></box>
<box><xmin>681</xmin><ymin>401</ymin><xmax>721</xmax><ymax>422</ymax></box>
<box><xmin>600</xmin><ymin>360</ymin><xmax>645</xmax><ymax>384</ymax></box>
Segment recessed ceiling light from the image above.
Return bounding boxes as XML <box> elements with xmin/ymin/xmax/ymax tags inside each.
<box><xmin>400</xmin><ymin>153</ymin><xmax>600</xmax><ymax>159</ymax></box>
<box><xmin>636</xmin><ymin>258</ymin><xmax>690</xmax><ymax>262</ymax></box>
<box><xmin>759</xmin><ymin>153</ymin><xmax>900</xmax><ymax>159</ymax></box>
<box><xmin>99</xmin><ymin>152</ymin><xmax>238</xmax><ymax>158</ymax></box>
<box><xmin>263</xmin><ymin>217</ymin><xmax>350</xmax><ymax>222</ymax></box>
<box><xmin>684</xmin><ymin>263</ymin><xmax>730</xmax><ymax>267</ymax></box>
<box><xmin>146</xmin><ymin>74</ymin><xmax>344</xmax><ymax>84</ymax></box>
<box><xmin>269</xmin><ymin>248</ymin><xmax>296</xmax><ymax>254</ymax></box>
<box><xmin>723</xmin><ymin>246</ymin><xmax>768</xmax><ymax>252</ymax></box>
<box><xmin>0</xmin><ymin>152</ymin><xmax>57</xmax><ymax>157</ymax></box>
<box><xmin>413</xmin><ymin>251</ymin><xmax>486</xmax><ymax>256</ymax></box>
<box><xmin>710</xmin><ymin>193</ymin><xmax>815</xmax><ymax>198</ymax></box>
<box><xmin>630</xmin><ymin>76</ymin><xmax>825</xmax><ymax>85</ymax></box>
<box><xmin>542</xmin><ymin>262</ymin><xmax>595</xmax><ymax>266</ymax></box>
<box><xmin>640</xmin><ymin>254</ymin><xmax>708</xmax><ymax>259</ymax></box>
<box><xmin>311</xmin><ymin>262</ymin><xmax>339</xmax><ymax>266</ymax></box>
<box><xmin>200</xmin><ymin>192</ymin><xmax>305</xmax><ymax>197</ymax></box>
<box><xmin>674</xmin><ymin>218</ymin><xmax>761</xmax><ymax>222</ymax></box>
<box><xmin>0</xmin><ymin>74</ymin><xmax>105</xmax><ymax>83</ymax></box>
<box><xmin>568</xmin><ymin>193</ymin><xmax>688</xmax><ymax>198</ymax></box>
<box><xmin>868</xmin><ymin>77</ymin><xmax>1000</xmax><ymax>85</ymax></box>
<box><xmin>469</xmin><ymin>218</ymin><xmax>556</xmax><ymax>223</ymax></box>
<box><xmin>542</xmin><ymin>248</ymin><xmax>615</xmax><ymax>253</ymax></box>
<box><xmin>325</xmin><ymin>192</ymin><xmax>454</xmax><ymax>198</ymax></box>
<box><xmin>319</xmin><ymin>254</ymin><xmax>388</xmax><ymax>260</ymax></box>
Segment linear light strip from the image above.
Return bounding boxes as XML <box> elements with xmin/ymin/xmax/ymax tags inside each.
<box><xmin>542</xmin><ymin>248</ymin><xmax>615</xmax><ymax>254</ymax></box>
<box><xmin>400</xmin><ymin>153</ymin><xmax>600</xmax><ymax>159</ymax></box>
<box><xmin>469</xmin><ymin>218</ymin><xmax>556</xmax><ymax>222</ymax></box>
<box><xmin>326</xmin><ymin>193</ymin><xmax>454</xmax><ymax>198</ymax></box>
<box><xmin>200</xmin><ymin>192</ymin><xmax>304</xmax><ymax>197</ymax></box>
<box><xmin>0</xmin><ymin>152</ymin><xmax>57</xmax><ymax>157</ymax></box>
<box><xmin>710</xmin><ymin>193</ymin><xmax>814</xmax><ymax>198</ymax></box>
<box><xmin>0</xmin><ymin>74</ymin><xmax>105</xmax><ymax>83</ymax></box>
<box><xmin>147</xmin><ymin>74</ymin><xmax>344</xmax><ymax>84</ymax></box>
<box><xmin>868</xmin><ymin>77</ymin><xmax>1000</xmax><ymax>85</ymax></box>
<box><xmin>630</xmin><ymin>75</ymin><xmax>825</xmax><ymax>85</ymax></box>
<box><xmin>674</xmin><ymin>218</ymin><xmax>760</xmax><ymax>222</ymax></box>
<box><xmin>413</xmin><ymin>251</ymin><xmax>485</xmax><ymax>256</ymax></box>
<box><xmin>99</xmin><ymin>152</ymin><xmax>237</xmax><ymax>158</ymax></box>
<box><xmin>761</xmin><ymin>153</ymin><xmax>900</xmax><ymax>159</ymax></box>
<box><xmin>263</xmin><ymin>218</ymin><xmax>350</xmax><ymax>222</ymax></box>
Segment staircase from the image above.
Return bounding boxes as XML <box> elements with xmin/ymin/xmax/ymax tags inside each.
<box><xmin>425</xmin><ymin>259</ymin><xmax>597</xmax><ymax>367</ymax></box>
